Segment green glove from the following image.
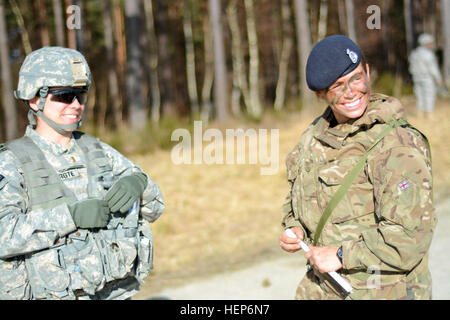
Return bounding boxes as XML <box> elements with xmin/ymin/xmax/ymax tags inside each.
<box><xmin>105</xmin><ymin>173</ymin><xmax>147</xmax><ymax>213</ymax></box>
<box><xmin>68</xmin><ymin>198</ymin><xmax>110</xmax><ymax>229</ymax></box>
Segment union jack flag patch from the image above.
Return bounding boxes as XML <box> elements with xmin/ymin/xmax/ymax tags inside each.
<box><xmin>398</xmin><ymin>180</ymin><xmax>411</xmax><ymax>191</ymax></box>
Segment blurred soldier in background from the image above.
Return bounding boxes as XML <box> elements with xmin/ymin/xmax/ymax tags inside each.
<box><xmin>279</xmin><ymin>35</ymin><xmax>435</xmax><ymax>300</ymax></box>
<box><xmin>408</xmin><ymin>33</ymin><xmax>444</xmax><ymax>119</ymax></box>
<box><xmin>0</xmin><ymin>47</ymin><xmax>165</xmax><ymax>300</ymax></box>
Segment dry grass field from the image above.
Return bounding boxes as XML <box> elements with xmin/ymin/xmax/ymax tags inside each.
<box><xmin>130</xmin><ymin>96</ymin><xmax>450</xmax><ymax>295</ymax></box>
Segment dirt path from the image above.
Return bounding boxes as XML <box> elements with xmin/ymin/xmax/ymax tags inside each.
<box><xmin>136</xmin><ymin>198</ymin><xmax>450</xmax><ymax>300</ymax></box>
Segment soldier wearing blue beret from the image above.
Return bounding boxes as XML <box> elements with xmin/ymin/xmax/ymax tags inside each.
<box><xmin>280</xmin><ymin>35</ymin><xmax>435</xmax><ymax>300</ymax></box>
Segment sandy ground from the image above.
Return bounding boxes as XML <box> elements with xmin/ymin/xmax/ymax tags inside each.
<box><xmin>136</xmin><ymin>198</ymin><xmax>450</xmax><ymax>300</ymax></box>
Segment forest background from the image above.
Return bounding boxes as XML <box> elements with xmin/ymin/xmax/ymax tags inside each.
<box><xmin>0</xmin><ymin>0</ymin><xmax>449</xmax><ymax>295</ymax></box>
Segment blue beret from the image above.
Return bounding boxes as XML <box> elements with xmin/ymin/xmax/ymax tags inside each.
<box><xmin>306</xmin><ymin>35</ymin><xmax>362</xmax><ymax>91</ymax></box>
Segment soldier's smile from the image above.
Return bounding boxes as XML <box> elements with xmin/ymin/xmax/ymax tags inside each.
<box><xmin>325</xmin><ymin>63</ymin><xmax>371</xmax><ymax>124</ymax></box>
<box><xmin>343</xmin><ymin>98</ymin><xmax>362</xmax><ymax>109</ymax></box>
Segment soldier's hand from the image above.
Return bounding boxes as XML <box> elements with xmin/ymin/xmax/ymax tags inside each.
<box><xmin>68</xmin><ymin>198</ymin><xmax>110</xmax><ymax>229</ymax></box>
<box><xmin>279</xmin><ymin>227</ymin><xmax>304</xmax><ymax>253</ymax></box>
<box><xmin>105</xmin><ymin>172</ymin><xmax>147</xmax><ymax>213</ymax></box>
<box><xmin>305</xmin><ymin>246</ymin><xmax>342</xmax><ymax>273</ymax></box>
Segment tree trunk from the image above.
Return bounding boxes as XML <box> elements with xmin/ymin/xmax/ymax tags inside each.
<box><xmin>244</xmin><ymin>0</ymin><xmax>262</xmax><ymax>118</ymax></box>
<box><xmin>183</xmin><ymin>0</ymin><xmax>200</xmax><ymax>117</ymax></box>
<box><xmin>226</xmin><ymin>0</ymin><xmax>250</xmax><ymax>116</ymax></box>
<box><xmin>201</xmin><ymin>10</ymin><xmax>213</xmax><ymax>122</ymax></box>
<box><xmin>124</xmin><ymin>0</ymin><xmax>146</xmax><ymax>130</ymax></box>
<box><xmin>52</xmin><ymin>0</ymin><xmax>65</xmax><ymax>46</ymax></box>
<box><xmin>382</xmin><ymin>0</ymin><xmax>395</xmax><ymax>70</ymax></box>
<box><xmin>35</xmin><ymin>0</ymin><xmax>50</xmax><ymax>46</ymax></box>
<box><xmin>102</xmin><ymin>0</ymin><xmax>122</xmax><ymax>129</ymax></box>
<box><xmin>72</xmin><ymin>0</ymin><xmax>84</xmax><ymax>53</ymax></box>
<box><xmin>113</xmin><ymin>0</ymin><xmax>126</xmax><ymax>104</ymax></box>
<box><xmin>274</xmin><ymin>0</ymin><xmax>293</xmax><ymax>111</ymax></box>
<box><xmin>155</xmin><ymin>0</ymin><xmax>177</xmax><ymax>116</ymax></box>
<box><xmin>318</xmin><ymin>0</ymin><xmax>328</xmax><ymax>41</ymax></box>
<box><xmin>404</xmin><ymin>0</ymin><xmax>414</xmax><ymax>55</ymax></box>
<box><xmin>442</xmin><ymin>0</ymin><xmax>450</xmax><ymax>83</ymax></box>
<box><xmin>0</xmin><ymin>0</ymin><xmax>18</xmax><ymax>139</ymax></box>
<box><xmin>65</xmin><ymin>0</ymin><xmax>76</xmax><ymax>49</ymax></box>
<box><xmin>143</xmin><ymin>0</ymin><xmax>161</xmax><ymax>123</ymax></box>
<box><xmin>337</xmin><ymin>0</ymin><xmax>347</xmax><ymax>34</ymax></box>
<box><xmin>345</xmin><ymin>0</ymin><xmax>357</xmax><ymax>41</ymax></box>
<box><xmin>9</xmin><ymin>0</ymin><xmax>32</xmax><ymax>54</ymax></box>
<box><xmin>293</xmin><ymin>0</ymin><xmax>314</xmax><ymax>109</ymax></box>
<box><xmin>208</xmin><ymin>0</ymin><xmax>228</xmax><ymax>121</ymax></box>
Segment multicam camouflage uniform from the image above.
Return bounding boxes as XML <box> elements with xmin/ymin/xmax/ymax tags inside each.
<box><xmin>282</xmin><ymin>93</ymin><xmax>436</xmax><ymax>300</ymax></box>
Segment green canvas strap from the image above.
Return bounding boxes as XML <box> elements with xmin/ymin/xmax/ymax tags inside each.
<box><xmin>312</xmin><ymin>118</ymin><xmax>408</xmax><ymax>246</ymax></box>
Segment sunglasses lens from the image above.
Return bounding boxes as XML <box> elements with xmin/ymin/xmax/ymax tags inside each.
<box><xmin>50</xmin><ymin>89</ymin><xmax>87</xmax><ymax>105</ymax></box>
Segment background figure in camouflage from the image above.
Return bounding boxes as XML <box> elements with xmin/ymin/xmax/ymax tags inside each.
<box><xmin>0</xmin><ymin>47</ymin><xmax>165</xmax><ymax>300</ymax></box>
<box><xmin>408</xmin><ymin>33</ymin><xmax>443</xmax><ymax>118</ymax></box>
<box><xmin>279</xmin><ymin>35</ymin><xmax>436</xmax><ymax>300</ymax></box>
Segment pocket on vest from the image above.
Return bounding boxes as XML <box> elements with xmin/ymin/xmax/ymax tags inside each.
<box><xmin>135</xmin><ymin>223</ymin><xmax>154</xmax><ymax>282</ymax></box>
<box><xmin>98</xmin><ymin>229</ymin><xmax>137</xmax><ymax>280</ymax></box>
<box><xmin>61</xmin><ymin>230</ymin><xmax>105</xmax><ymax>295</ymax></box>
<box><xmin>0</xmin><ymin>258</ymin><xmax>31</xmax><ymax>300</ymax></box>
<box><xmin>27</xmin><ymin>249</ymin><xmax>71</xmax><ymax>299</ymax></box>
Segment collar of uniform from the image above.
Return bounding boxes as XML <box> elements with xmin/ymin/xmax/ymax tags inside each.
<box><xmin>313</xmin><ymin>107</ymin><xmax>346</xmax><ymax>149</ymax></box>
<box><xmin>314</xmin><ymin>93</ymin><xmax>405</xmax><ymax>149</ymax></box>
<box><xmin>352</xmin><ymin>93</ymin><xmax>405</xmax><ymax>129</ymax></box>
<box><xmin>25</xmin><ymin>125</ymin><xmax>77</xmax><ymax>155</ymax></box>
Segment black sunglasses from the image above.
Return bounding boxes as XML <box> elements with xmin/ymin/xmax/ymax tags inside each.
<box><xmin>49</xmin><ymin>88</ymin><xmax>88</xmax><ymax>105</ymax></box>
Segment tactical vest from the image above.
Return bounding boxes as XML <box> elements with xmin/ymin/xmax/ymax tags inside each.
<box><xmin>4</xmin><ymin>132</ymin><xmax>153</xmax><ymax>300</ymax></box>
<box><xmin>5</xmin><ymin>131</ymin><xmax>110</xmax><ymax>211</ymax></box>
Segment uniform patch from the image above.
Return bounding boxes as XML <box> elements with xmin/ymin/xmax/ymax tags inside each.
<box><xmin>398</xmin><ymin>180</ymin><xmax>411</xmax><ymax>191</ymax></box>
<box><xmin>58</xmin><ymin>167</ymin><xmax>81</xmax><ymax>181</ymax></box>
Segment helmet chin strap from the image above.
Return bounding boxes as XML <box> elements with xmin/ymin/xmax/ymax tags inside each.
<box><xmin>29</xmin><ymin>87</ymin><xmax>83</xmax><ymax>134</ymax></box>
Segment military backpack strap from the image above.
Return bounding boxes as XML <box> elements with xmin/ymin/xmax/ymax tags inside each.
<box><xmin>312</xmin><ymin>118</ymin><xmax>406</xmax><ymax>246</ymax></box>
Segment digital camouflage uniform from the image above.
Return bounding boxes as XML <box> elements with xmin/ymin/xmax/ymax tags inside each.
<box><xmin>282</xmin><ymin>93</ymin><xmax>436</xmax><ymax>300</ymax></box>
<box><xmin>0</xmin><ymin>127</ymin><xmax>164</xmax><ymax>300</ymax></box>
<box><xmin>408</xmin><ymin>41</ymin><xmax>443</xmax><ymax>113</ymax></box>
<box><xmin>0</xmin><ymin>46</ymin><xmax>165</xmax><ymax>300</ymax></box>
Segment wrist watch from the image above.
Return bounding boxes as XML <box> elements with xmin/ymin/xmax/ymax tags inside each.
<box><xmin>337</xmin><ymin>246</ymin><xmax>343</xmax><ymax>263</ymax></box>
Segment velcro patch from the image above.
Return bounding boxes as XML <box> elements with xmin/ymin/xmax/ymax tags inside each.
<box><xmin>58</xmin><ymin>168</ymin><xmax>81</xmax><ymax>181</ymax></box>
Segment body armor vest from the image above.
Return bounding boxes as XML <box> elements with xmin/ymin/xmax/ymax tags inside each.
<box><xmin>3</xmin><ymin>132</ymin><xmax>153</xmax><ymax>300</ymax></box>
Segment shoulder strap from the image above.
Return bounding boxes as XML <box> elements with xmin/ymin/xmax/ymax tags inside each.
<box><xmin>312</xmin><ymin>118</ymin><xmax>406</xmax><ymax>246</ymax></box>
<box><xmin>6</xmin><ymin>136</ymin><xmax>77</xmax><ymax>210</ymax></box>
<box><xmin>73</xmin><ymin>131</ymin><xmax>114</xmax><ymax>196</ymax></box>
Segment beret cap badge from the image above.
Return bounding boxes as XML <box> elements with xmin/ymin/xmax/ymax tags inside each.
<box><xmin>346</xmin><ymin>48</ymin><xmax>358</xmax><ymax>64</ymax></box>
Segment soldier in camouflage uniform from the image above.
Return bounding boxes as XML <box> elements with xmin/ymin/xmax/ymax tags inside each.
<box><xmin>408</xmin><ymin>33</ymin><xmax>443</xmax><ymax>118</ymax></box>
<box><xmin>279</xmin><ymin>35</ymin><xmax>436</xmax><ymax>300</ymax></box>
<box><xmin>0</xmin><ymin>47</ymin><xmax>165</xmax><ymax>299</ymax></box>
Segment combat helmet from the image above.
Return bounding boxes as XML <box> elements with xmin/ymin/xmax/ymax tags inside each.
<box><xmin>418</xmin><ymin>33</ymin><xmax>434</xmax><ymax>46</ymax></box>
<box><xmin>15</xmin><ymin>46</ymin><xmax>92</xmax><ymax>134</ymax></box>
